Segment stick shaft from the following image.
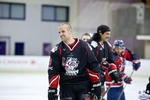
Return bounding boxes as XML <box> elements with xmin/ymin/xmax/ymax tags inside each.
<box><xmin>117</xmin><ymin>70</ymin><xmax>134</xmax><ymax>100</ymax></box>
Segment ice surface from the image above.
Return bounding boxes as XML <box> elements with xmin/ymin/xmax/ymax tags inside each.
<box><xmin>0</xmin><ymin>73</ymin><xmax>149</xmax><ymax>100</ymax></box>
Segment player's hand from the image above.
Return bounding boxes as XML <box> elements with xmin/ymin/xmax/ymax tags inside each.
<box><xmin>133</xmin><ymin>60</ymin><xmax>141</xmax><ymax>71</ymax></box>
<box><xmin>48</xmin><ymin>87</ymin><xmax>58</xmax><ymax>100</ymax></box>
<box><xmin>100</xmin><ymin>72</ymin><xmax>106</xmax><ymax>86</ymax></box>
<box><xmin>109</xmin><ymin>69</ymin><xmax>120</xmax><ymax>83</ymax></box>
<box><xmin>101</xmin><ymin>59</ymin><xmax>110</xmax><ymax>72</ymax></box>
<box><xmin>124</xmin><ymin>76</ymin><xmax>132</xmax><ymax>84</ymax></box>
<box><xmin>91</xmin><ymin>81</ymin><xmax>101</xmax><ymax>100</ymax></box>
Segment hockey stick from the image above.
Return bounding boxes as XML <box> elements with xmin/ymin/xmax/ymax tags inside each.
<box><xmin>100</xmin><ymin>80</ymin><xmax>115</xmax><ymax>100</ymax></box>
<box><xmin>117</xmin><ymin>70</ymin><xmax>134</xmax><ymax>100</ymax></box>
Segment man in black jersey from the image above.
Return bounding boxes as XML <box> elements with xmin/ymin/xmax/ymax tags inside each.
<box><xmin>48</xmin><ymin>23</ymin><xmax>102</xmax><ymax>100</ymax></box>
<box><xmin>88</xmin><ymin>25</ymin><xmax>120</xmax><ymax>98</ymax></box>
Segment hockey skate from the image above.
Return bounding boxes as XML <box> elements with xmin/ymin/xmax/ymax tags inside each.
<box><xmin>138</xmin><ymin>91</ymin><xmax>150</xmax><ymax>100</ymax></box>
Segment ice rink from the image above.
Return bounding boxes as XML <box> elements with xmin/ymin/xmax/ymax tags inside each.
<box><xmin>0</xmin><ymin>73</ymin><xmax>149</xmax><ymax>100</ymax></box>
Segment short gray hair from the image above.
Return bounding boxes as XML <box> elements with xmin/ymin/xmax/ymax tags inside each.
<box><xmin>59</xmin><ymin>23</ymin><xmax>72</xmax><ymax>30</ymax></box>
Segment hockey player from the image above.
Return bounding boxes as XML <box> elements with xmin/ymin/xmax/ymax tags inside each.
<box><xmin>48</xmin><ymin>23</ymin><xmax>102</xmax><ymax>100</ymax></box>
<box><xmin>88</xmin><ymin>25</ymin><xmax>120</xmax><ymax>98</ymax></box>
<box><xmin>106</xmin><ymin>40</ymin><xmax>141</xmax><ymax>100</ymax></box>
<box><xmin>139</xmin><ymin>77</ymin><xmax>150</xmax><ymax>100</ymax></box>
<box><xmin>81</xmin><ymin>33</ymin><xmax>91</xmax><ymax>42</ymax></box>
<box><xmin>146</xmin><ymin>77</ymin><xmax>150</xmax><ymax>95</ymax></box>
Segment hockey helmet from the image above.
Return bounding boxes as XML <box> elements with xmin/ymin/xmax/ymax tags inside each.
<box><xmin>113</xmin><ymin>40</ymin><xmax>125</xmax><ymax>49</ymax></box>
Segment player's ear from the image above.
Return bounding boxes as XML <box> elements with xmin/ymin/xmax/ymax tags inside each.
<box><xmin>69</xmin><ymin>29</ymin><xmax>72</xmax><ymax>34</ymax></box>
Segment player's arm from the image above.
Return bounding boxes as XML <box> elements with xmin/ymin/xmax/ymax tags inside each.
<box><xmin>48</xmin><ymin>46</ymin><xmax>61</xmax><ymax>100</ymax></box>
<box><xmin>123</xmin><ymin>48</ymin><xmax>141</xmax><ymax>70</ymax></box>
<box><xmin>119</xmin><ymin>72</ymin><xmax>132</xmax><ymax>84</ymax></box>
<box><xmin>86</xmin><ymin>44</ymin><xmax>101</xmax><ymax>82</ymax></box>
<box><xmin>85</xmin><ymin>44</ymin><xmax>102</xmax><ymax>99</ymax></box>
<box><xmin>106</xmin><ymin>44</ymin><xmax>120</xmax><ymax>83</ymax></box>
<box><xmin>107</xmin><ymin>42</ymin><xmax>115</xmax><ymax>63</ymax></box>
<box><xmin>101</xmin><ymin>45</ymin><xmax>114</xmax><ymax>72</ymax></box>
<box><xmin>87</xmin><ymin>40</ymin><xmax>99</xmax><ymax>57</ymax></box>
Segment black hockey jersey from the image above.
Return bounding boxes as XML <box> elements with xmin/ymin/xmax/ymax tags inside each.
<box><xmin>88</xmin><ymin>40</ymin><xmax>119</xmax><ymax>85</ymax></box>
<box><xmin>88</xmin><ymin>40</ymin><xmax>114</xmax><ymax>64</ymax></box>
<box><xmin>48</xmin><ymin>39</ymin><xmax>101</xmax><ymax>89</ymax></box>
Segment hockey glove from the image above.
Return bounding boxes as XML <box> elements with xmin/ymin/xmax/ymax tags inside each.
<box><xmin>101</xmin><ymin>60</ymin><xmax>110</xmax><ymax>72</ymax></box>
<box><xmin>124</xmin><ymin>76</ymin><xmax>132</xmax><ymax>84</ymax></box>
<box><xmin>133</xmin><ymin>61</ymin><xmax>141</xmax><ymax>71</ymax></box>
<box><xmin>48</xmin><ymin>87</ymin><xmax>58</xmax><ymax>100</ymax></box>
<box><xmin>91</xmin><ymin>81</ymin><xmax>101</xmax><ymax>100</ymax></box>
<box><xmin>109</xmin><ymin>69</ymin><xmax>120</xmax><ymax>83</ymax></box>
<box><xmin>100</xmin><ymin>72</ymin><xmax>106</xmax><ymax>86</ymax></box>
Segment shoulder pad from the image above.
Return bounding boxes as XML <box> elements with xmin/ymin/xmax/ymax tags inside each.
<box><xmin>90</xmin><ymin>41</ymin><xmax>98</xmax><ymax>48</ymax></box>
<box><xmin>51</xmin><ymin>45</ymin><xmax>58</xmax><ymax>53</ymax></box>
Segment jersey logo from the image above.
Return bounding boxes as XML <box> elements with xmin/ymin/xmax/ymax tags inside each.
<box><xmin>62</xmin><ymin>57</ymin><xmax>79</xmax><ymax>76</ymax></box>
<box><xmin>91</xmin><ymin>41</ymin><xmax>98</xmax><ymax>48</ymax></box>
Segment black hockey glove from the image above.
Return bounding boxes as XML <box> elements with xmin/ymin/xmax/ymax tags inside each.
<box><xmin>100</xmin><ymin>72</ymin><xmax>106</xmax><ymax>86</ymax></box>
<box><xmin>108</xmin><ymin>69</ymin><xmax>120</xmax><ymax>83</ymax></box>
<box><xmin>91</xmin><ymin>81</ymin><xmax>101</xmax><ymax>100</ymax></box>
<box><xmin>48</xmin><ymin>87</ymin><xmax>58</xmax><ymax>100</ymax></box>
<box><xmin>133</xmin><ymin>62</ymin><xmax>140</xmax><ymax>71</ymax></box>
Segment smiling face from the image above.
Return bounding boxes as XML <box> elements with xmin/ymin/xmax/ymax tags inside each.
<box><xmin>100</xmin><ymin>31</ymin><xmax>111</xmax><ymax>42</ymax></box>
<box><xmin>58</xmin><ymin>24</ymin><xmax>72</xmax><ymax>42</ymax></box>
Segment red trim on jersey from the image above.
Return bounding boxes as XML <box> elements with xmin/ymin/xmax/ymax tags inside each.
<box><xmin>48</xmin><ymin>57</ymin><xmax>52</xmax><ymax>66</ymax></box>
<box><xmin>72</xmin><ymin>39</ymin><xmax>80</xmax><ymax>51</ymax></box>
<box><xmin>108</xmin><ymin>45</ymin><xmax>112</xmax><ymax>55</ymax></box>
<box><xmin>100</xmin><ymin>42</ymin><xmax>104</xmax><ymax>49</ymax></box>
<box><xmin>87</xmin><ymin>69</ymin><xmax>100</xmax><ymax>83</ymax></box>
<box><xmin>85</xmin><ymin>44</ymin><xmax>88</xmax><ymax>56</ymax></box>
<box><xmin>106</xmin><ymin>82</ymin><xmax>123</xmax><ymax>87</ymax></box>
<box><xmin>68</xmin><ymin>39</ymin><xmax>76</xmax><ymax>47</ymax></box>
<box><xmin>49</xmin><ymin>75</ymin><xmax>59</xmax><ymax>88</ymax></box>
<box><xmin>109</xmin><ymin>63</ymin><xmax>117</xmax><ymax>70</ymax></box>
<box><xmin>96</xmin><ymin>45</ymin><xmax>100</xmax><ymax>58</ymax></box>
<box><xmin>59</xmin><ymin>47</ymin><xmax>62</xmax><ymax>55</ymax></box>
<box><xmin>64</xmin><ymin>39</ymin><xmax>80</xmax><ymax>51</ymax></box>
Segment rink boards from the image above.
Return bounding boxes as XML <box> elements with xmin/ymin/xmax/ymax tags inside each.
<box><xmin>0</xmin><ymin>56</ymin><xmax>149</xmax><ymax>77</ymax></box>
<box><xmin>0</xmin><ymin>56</ymin><xmax>149</xmax><ymax>100</ymax></box>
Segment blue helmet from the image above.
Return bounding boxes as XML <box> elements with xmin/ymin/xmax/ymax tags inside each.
<box><xmin>113</xmin><ymin>40</ymin><xmax>125</xmax><ymax>49</ymax></box>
